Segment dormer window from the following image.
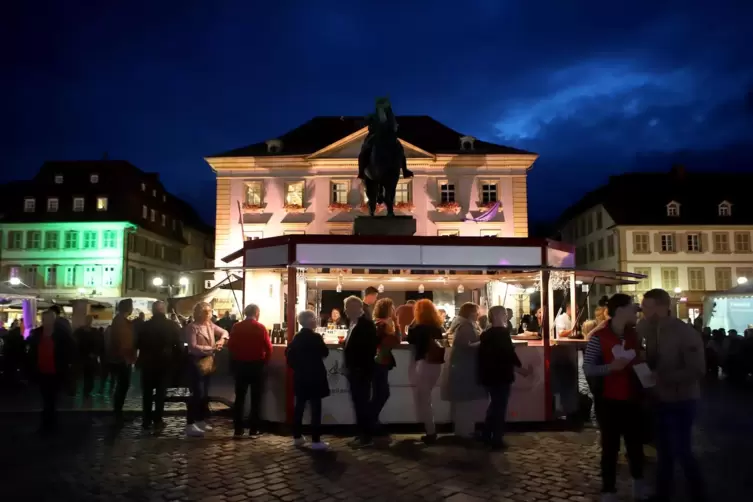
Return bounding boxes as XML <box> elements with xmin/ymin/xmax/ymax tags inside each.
<box><xmin>90</xmin><ymin>174</ymin><xmax>99</xmax><ymax>184</ymax></box>
<box><xmin>265</xmin><ymin>138</ymin><xmax>283</xmax><ymax>154</ymax></box>
<box><xmin>54</xmin><ymin>175</ymin><xmax>63</xmax><ymax>184</ymax></box>
<box><xmin>141</xmin><ymin>183</ymin><xmax>146</xmax><ymax>191</ymax></box>
<box><xmin>459</xmin><ymin>135</ymin><xmax>476</xmax><ymax>151</ymax></box>
<box><xmin>666</xmin><ymin>201</ymin><xmax>680</xmax><ymax>217</ymax></box>
<box><xmin>719</xmin><ymin>201</ymin><xmax>732</xmax><ymax>216</ymax></box>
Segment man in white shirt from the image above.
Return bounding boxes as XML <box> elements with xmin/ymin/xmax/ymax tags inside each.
<box><xmin>555</xmin><ymin>304</ymin><xmax>575</xmax><ymax>338</ymax></box>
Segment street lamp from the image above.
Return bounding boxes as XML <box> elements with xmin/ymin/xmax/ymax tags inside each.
<box><xmin>9</xmin><ymin>277</ymin><xmax>21</xmax><ymax>286</ymax></box>
<box><xmin>737</xmin><ymin>276</ymin><xmax>748</xmax><ymax>285</ymax></box>
<box><xmin>673</xmin><ymin>287</ymin><xmax>682</xmax><ymax>294</ymax></box>
<box><xmin>152</xmin><ymin>277</ymin><xmax>164</xmax><ymax>287</ymax></box>
<box><xmin>179</xmin><ymin>276</ymin><xmax>189</xmax><ymax>286</ymax></box>
<box><xmin>673</xmin><ymin>287</ymin><xmax>682</xmax><ymax>318</ymax></box>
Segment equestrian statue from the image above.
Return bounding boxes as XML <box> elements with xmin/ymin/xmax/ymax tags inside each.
<box><xmin>357</xmin><ymin>97</ymin><xmax>413</xmax><ymax>217</ymax></box>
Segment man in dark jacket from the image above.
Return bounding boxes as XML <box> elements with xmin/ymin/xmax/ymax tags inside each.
<box><xmin>136</xmin><ymin>301</ymin><xmax>182</xmax><ymax>430</ymax></box>
<box><xmin>73</xmin><ymin>315</ymin><xmax>100</xmax><ymax>398</ymax></box>
<box><xmin>286</xmin><ymin>310</ymin><xmax>330</xmax><ymax>450</ymax></box>
<box><xmin>27</xmin><ymin>309</ymin><xmax>75</xmax><ymax>433</ymax></box>
<box><xmin>342</xmin><ymin>295</ymin><xmax>378</xmax><ymax>447</ymax></box>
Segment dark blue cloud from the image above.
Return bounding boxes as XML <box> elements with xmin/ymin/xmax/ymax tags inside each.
<box><xmin>3</xmin><ymin>0</ymin><xmax>752</xmax><ymax>225</ymax></box>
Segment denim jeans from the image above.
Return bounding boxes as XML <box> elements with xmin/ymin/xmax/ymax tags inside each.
<box><xmin>187</xmin><ymin>362</ymin><xmax>211</xmax><ymax>425</ymax></box>
<box><xmin>233</xmin><ymin>361</ymin><xmax>265</xmax><ymax>432</ymax></box>
<box><xmin>483</xmin><ymin>384</ymin><xmax>511</xmax><ymax>444</ymax></box>
<box><xmin>655</xmin><ymin>400</ymin><xmax>706</xmax><ymax>501</ymax></box>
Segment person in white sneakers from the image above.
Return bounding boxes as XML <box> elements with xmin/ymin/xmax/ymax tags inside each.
<box><xmin>184</xmin><ymin>302</ymin><xmax>229</xmax><ymax>437</ymax></box>
<box><xmin>583</xmin><ymin>294</ymin><xmax>651</xmax><ymax>502</ymax></box>
<box><xmin>285</xmin><ymin>310</ymin><xmax>330</xmax><ymax>451</ymax></box>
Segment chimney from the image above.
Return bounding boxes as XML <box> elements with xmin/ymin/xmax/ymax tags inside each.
<box><xmin>670</xmin><ymin>164</ymin><xmax>686</xmax><ymax>179</ymax></box>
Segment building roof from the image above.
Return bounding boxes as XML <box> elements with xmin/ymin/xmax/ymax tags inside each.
<box><xmin>208</xmin><ymin>115</ymin><xmax>535</xmax><ymax>158</ymax></box>
<box><xmin>557</xmin><ymin>167</ymin><xmax>753</xmax><ymax>228</ymax></box>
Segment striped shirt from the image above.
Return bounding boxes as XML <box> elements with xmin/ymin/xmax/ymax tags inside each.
<box><xmin>583</xmin><ymin>325</ymin><xmax>625</xmax><ymax>377</ymax></box>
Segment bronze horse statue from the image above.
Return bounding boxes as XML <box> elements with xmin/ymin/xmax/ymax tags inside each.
<box><xmin>357</xmin><ymin>98</ymin><xmax>412</xmax><ymax>217</ymax></box>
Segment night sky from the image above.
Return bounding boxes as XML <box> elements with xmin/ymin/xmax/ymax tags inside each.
<box><xmin>4</xmin><ymin>1</ymin><xmax>753</xmax><ymax>228</ymax></box>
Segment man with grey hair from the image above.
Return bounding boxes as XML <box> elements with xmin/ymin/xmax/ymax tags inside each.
<box><xmin>228</xmin><ymin>303</ymin><xmax>272</xmax><ymax>437</ymax></box>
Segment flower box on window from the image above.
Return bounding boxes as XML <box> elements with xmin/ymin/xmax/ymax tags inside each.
<box><xmin>476</xmin><ymin>201</ymin><xmax>498</xmax><ymax>211</ymax></box>
<box><xmin>435</xmin><ymin>201</ymin><xmax>461</xmax><ymax>214</ymax></box>
<box><xmin>242</xmin><ymin>203</ymin><xmax>266</xmax><ymax>214</ymax></box>
<box><xmin>327</xmin><ymin>202</ymin><xmax>352</xmax><ymax>213</ymax></box>
<box><xmin>283</xmin><ymin>204</ymin><xmax>305</xmax><ymax>214</ymax></box>
<box><xmin>394</xmin><ymin>202</ymin><xmax>415</xmax><ymax>213</ymax></box>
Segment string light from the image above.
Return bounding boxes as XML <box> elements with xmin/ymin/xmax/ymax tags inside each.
<box><xmin>377</xmin><ymin>284</ymin><xmax>385</xmax><ymax>293</ymax></box>
<box><xmin>457</xmin><ymin>284</ymin><xmax>465</xmax><ymax>294</ymax></box>
<box><xmin>418</xmin><ymin>284</ymin><xmax>425</xmax><ymax>294</ymax></box>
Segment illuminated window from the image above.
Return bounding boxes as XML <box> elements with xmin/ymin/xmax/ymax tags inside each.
<box><xmin>103</xmin><ymin>266</ymin><xmax>115</xmax><ymax>287</ymax></box>
<box><xmin>285</xmin><ymin>181</ymin><xmax>304</xmax><ymax>206</ymax></box>
<box><xmin>152</xmin><ymin>189</ymin><xmax>157</xmax><ymax>197</ymax></box>
<box><xmin>715</xmin><ymin>267</ymin><xmax>732</xmax><ymax>290</ymax></box>
<box><xmin>8</xmin><ymin>231</ymin><xmax>23</xmax><ymax>249</ymax></box>
<box><xmin>330</xmin><ymin>181</ymin><xmax>348</xmax><ymax>204</ymax></box>
<box><xmin>26</xmin><ymin>231</ymin><xmax>41</xmax><ymax>250</ymax></box>
<box><xmin>666</xmin><ymin>201</ymin><xmax>680</xmax><ymax>217</ymax></box>
<box><xmin>150</xmin><ymin>209</ymin><xmax>156</xmax><ymax>222</ymax></box>
<box><xmin>47</xmin><ymin>198</ymin><xmax>59</xmax><ymax>212</ymax></box>
<box><xmin>713</xmin><ymin>232</ymin><xmax>730</xmax><ymax>253</ymax></box>
<box><xmin>439</xmin><ymin>181</ymin><xmax>455</xmax><ymax>203</ymax></box>
<box><xmin>83</xmin><ymin>231</ymin><xmax>98</xmax><ymax>249</ymax></box>
<box><xmin>24</xmin><ymin>198</ymin><xmax>36</xmax><ymax>212</ymax></box>
<box><xmin>633</xmin><ymin>233</ymin><xmax>650</xmax><ymax>253</ymax></box>
<box><xmin>55</xmin><ymin>175</ymin><xmax>63</xmax><ymax>184</ymax></box>
<box><xmin>634</xmin><ymin>267</ymin><xmax>651</xmax><ymax>291</ymax></box>
<box><xmin>660</xmin><ymin>233</ymin><xmax>675</xmax><ymax>252</ymax></box>
<box><xmin>719</xmin><ymin>201</ymin><xmax>732</xmax><ymax>216</ymax></box>
<box><xmin>73</xmin><ymin>197</ymin><xmax>85</xmax><ymax>212</ymax></box>
<box><xmin>90</xmin><ymin>174</ymin><xmax>99</xmax><ymax>184</ymax></box>
<box><xmin>734</xmin><ymin>232</ymin><xmax>751</xmax><ymax>252</ymax></box>
<box><xmin>688</xmin><ymin>268</ymin><xmax>705</xmax><ymax>291</ymax></box>
<box><xmin>103</xmin><ymin>230</ymin><xmax>117</xmax><ymax>249</ymax></box>
<box><xmin>84</xmin><ymin>266</ymin><xmax>98</xmax><ymax>287</ymax></box>
<box><xmin>27</xmin><ymin>266</ymin><xmax>38</xmax><ymax>287</ymax></box>
<box><xmin>479</xmin><ymin>180</ymin><xmax>498</xmax><ymax>204</ymax></box>
<box><xmin>46</xmin><ymin>267</ymin><xmax>57</xmax><ymax>287</ymax></box>
<box><xmin>161</xmin><ymin>214</ymin><xmax>166</xmax><ymax>226</ymax></box>
<box><xmin>395</xmin><ymin>180</ymin><xmax>412</xmax><ymax>204</ymax></box>
<box><xmin>64</xmin><ymin>230</ymin><xmax>79</xmax><ymax>249</ymax></box>
<box><xmin>245</xmin><ymin>181</ymin><xmax>263</xmax><ymax>206</ymax></box>
<box><xmin>141</xmin><ymin>183</ymin><xmax>146</xmax><ymax>191</ymax></box>
<box><xmin>660</xmin><ymin>267</ymin><xmax>679</xmax><ymax>291</ymax></box>
<box><xmin>96</xmin><ymin>197</ymin><xmax>108</xmax><ymax>211</ymax></box>
<box><xmin>687</xmin><ymin>233</ymin><xmax>701</xmax><ymax>252</ymax></box>
<box><xmin>44</xmin><ymin>231</ymin><xmax>59</xmax><ymax>249</ymax></box>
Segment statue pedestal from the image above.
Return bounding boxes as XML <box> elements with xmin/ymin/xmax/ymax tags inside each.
<box><xmin>353</xmin><ymin>215</ymin><xmax>416</xmax><ymax>236</ymax></box>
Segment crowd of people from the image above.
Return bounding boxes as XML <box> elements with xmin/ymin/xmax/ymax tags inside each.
<box><xmin>6</xmin><ymin>283</ymin><xmax>749</xmax><ymax>501</ymax></box>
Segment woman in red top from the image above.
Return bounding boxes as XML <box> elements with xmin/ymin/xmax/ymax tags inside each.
<box><xmin>27</xmin><ymin>309</ymin><xmax>74</xmax><ymax>432</ymax></box>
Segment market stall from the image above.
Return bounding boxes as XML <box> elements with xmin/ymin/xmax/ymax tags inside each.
<box><xmin>704</xmin><ymin>283</ymin><xmax>753</xmax><ymax>332</ymax></box>
<box><xmin>215</xmin><ymin>234</ymin><xmax>640</xmax><ymax>424</ymax></box>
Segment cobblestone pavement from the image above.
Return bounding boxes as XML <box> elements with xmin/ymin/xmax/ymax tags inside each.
<box><xmin>1</xmin><ymin>382</ymin><xmax>752</xmax><ymax>502</ymax></box>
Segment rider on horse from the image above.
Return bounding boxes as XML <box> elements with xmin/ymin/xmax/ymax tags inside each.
<box><xmin>357</xmin><ymin>98</ymin><xmax>413</xmax><ymax>182</ymax></box>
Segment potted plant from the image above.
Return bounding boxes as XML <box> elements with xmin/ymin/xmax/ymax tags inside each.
<box><xmin>435</xmin><ymin>201</ymin><xmax>461</xmax><ymax>214</ymax></box>
<box><xmin>394</xmin><ymin>202</ymin><xmax>415</xmax><ymax>213</ymax></box>
<box><xmin>359</xmin><ymin>202</ymin><xmax>385</xmax><ymax>213</ymax></box>
<box><xmin>283</xmin><ymin>203</ymin><xmax>305</xmax><ymax>214</ymax></box>
<box><xmin>241</xmin><ymin>203</ymin><xmax>265</xmax><ymax>214</ymax></box>
<box><xmin>476</xmin><ymin>201</ymin><xmax>498</xmax><ymax>211</ymax></box>
<box><xmin>327</xmin><ymin>202</ymin><xmax>352</xmax><ymax>213</ymax></box>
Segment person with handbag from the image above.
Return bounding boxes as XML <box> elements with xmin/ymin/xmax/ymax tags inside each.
<box><xmin>184</xmin><ymin>302</ymin><xmax>229</xmax><ymax>437</ymax></box>
<box><xmin>227</xmin><ymin>303</ymin><xmax>272</xmax><ymax>437</ymax></box>
<box><xmin>583</xmin><ymin>294</ymin><xmax>650</xmax><ymax>502</ymax></box>
<box><xmin>405</xmin><ymin>299</ymin><xmax>445</xmax><ymax>444</ymax></box>
<box><xmin>371</xmin><ymin>297</ymin><xmax>400</xmax><ymax>435</ymax></box>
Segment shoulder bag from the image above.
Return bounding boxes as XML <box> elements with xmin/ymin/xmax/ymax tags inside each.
<box><xmin>196</xmin><ymin>324</ymin><xmax>217</xmax><ymax>376</ymax></box>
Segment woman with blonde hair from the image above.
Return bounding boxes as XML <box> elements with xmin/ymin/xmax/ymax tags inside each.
<box><xmin>405</xmin><ymin>299</ymin><xmax>446</xmax><ymax>443</ymax></box>
<box><xmin>371</xmin><ymin>297</ymin><xmax>399</xmax><ymax>431</ymax></box>
<box><xmin>445</xmin><ymin>302</ymin><xmax>487</xmax><ymax>439</ymax></box>
<box><xmin>183</xmin><ymin>302</ymin><xmax>229</xmax><ymax>437</ymax></box>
